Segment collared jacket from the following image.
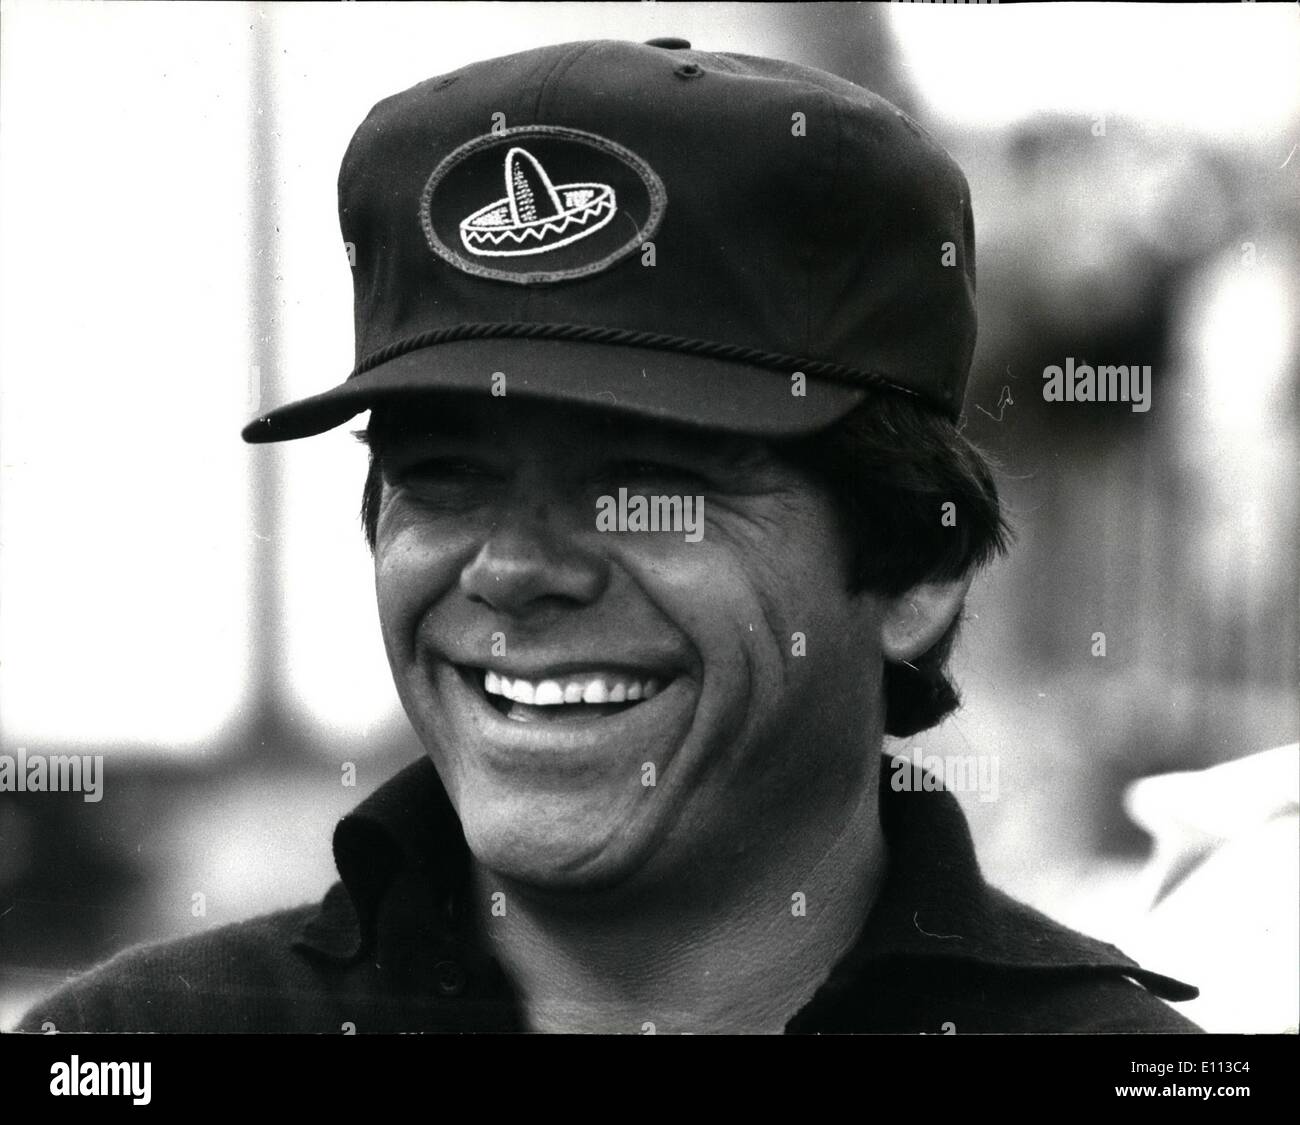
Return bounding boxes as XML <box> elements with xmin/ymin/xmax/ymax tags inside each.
<box><xmin>19</xmin><ymin>756</ymin><xmax>1201</xmax><ymax>1033</ymax></box>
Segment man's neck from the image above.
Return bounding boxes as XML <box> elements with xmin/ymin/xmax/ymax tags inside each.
<box><xmin>469</xmin><ymin>780</ymin><xmax>888</xmax><ymax>1034</ymax></box>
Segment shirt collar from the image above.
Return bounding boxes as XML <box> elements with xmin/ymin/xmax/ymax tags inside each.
<box><xmin>812</xmin><ymin>757</ymin><xmax>1197</xmax><ymax>1001</ymax></box>
<box><xmin>297</xmin><ymin>753</ymin><xmax>1196</xmax><ymax>1004</ymax></box>
<box><xmin>295</xmin><ymin>757</ymin><xmax>466</xmax><ymax>963</ymax></box>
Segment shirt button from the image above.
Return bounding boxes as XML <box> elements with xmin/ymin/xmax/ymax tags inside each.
<box><xmin>645</xmin><ymin>37</ymin><xmax>691</xmax><ymax>50</ymax></box>
<box><xmin>434</xmin><ymin>960</ymin><xmax>467</xmax><ymax>997</ymax></box>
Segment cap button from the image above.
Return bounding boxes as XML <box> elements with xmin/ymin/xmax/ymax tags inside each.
<box><xmin>433</xmin><ymin>960</ymin><xmax>467</xmax><ymax>997</ymax></box>
<box><xmin>645</xmin><ymin>37</ymin><xmax>691</xmax><ymax>50</ymax></box>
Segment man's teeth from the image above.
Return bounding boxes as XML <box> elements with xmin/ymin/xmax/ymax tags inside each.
<box><xmin>483</xmin><ymin>669</ymin><xmax>661</xmax><ymax>706</ymax></box>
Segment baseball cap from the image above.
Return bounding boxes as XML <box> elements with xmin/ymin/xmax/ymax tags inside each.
<box><xmin>241</xmin><ymin>38</ymin><xmax>976</xmax><ymax>444</ymax></box>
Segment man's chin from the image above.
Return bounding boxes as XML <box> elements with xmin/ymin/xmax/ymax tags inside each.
<box><xmin>458</xmin><ymin>801</ymin><xmax>659</xmax><ymax>894</ymax></box>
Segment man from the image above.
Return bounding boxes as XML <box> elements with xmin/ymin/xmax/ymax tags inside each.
<box><xmin>21</xmin><ymin>38</ymin><xmax>1198</xmax><ymax>1033</ymax></box>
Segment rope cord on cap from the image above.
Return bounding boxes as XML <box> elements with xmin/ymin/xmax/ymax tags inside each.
<box><xmin>350</xmin><ymin>321</ymin><xmax>932</xmax><ymax>407</ymax></box>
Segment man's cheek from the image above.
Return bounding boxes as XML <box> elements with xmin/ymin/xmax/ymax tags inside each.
<box><xmin>374</xmin><ymin>539</ymin><xmax>459</xmax><ymax>655</ymax></box>
<box><xmin>635</xmin><ymin>565</ymin><xmax>784</xmax><ymax>733</ymax></box>
<box><xmin>660</xmin><ymin>561</ymin><xmax>806</xmax><ymax>680</ymax></box>
<box><xmin>374</xmin><ymin>554</ymin><xmax>420</xmax><ymax>647</ymax></box>
<box><xmin>621</xmin><ymin>538</ymin><xmax>754</xmax><ymax>618</ymax></box>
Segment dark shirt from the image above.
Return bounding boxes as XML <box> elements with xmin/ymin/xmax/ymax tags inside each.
<box><xmin>19</xmin><ymin>755</ymin><xmax>1201</xmax><ymax>1033</ymax></box>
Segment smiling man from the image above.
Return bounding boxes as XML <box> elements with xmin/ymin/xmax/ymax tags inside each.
<box><xmin>363</xmin><ymin>396</ymin><xmax>908</xmax><ymax>1033</ymax></box>
<box><xmin>21</xmin><ymin>38</ymin><xmax>1199</xmax><ymax>1034</ymax></box>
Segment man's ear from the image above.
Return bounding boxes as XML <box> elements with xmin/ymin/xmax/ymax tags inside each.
<box><xmin>880</xmin><ymin>574</ymin><xmax>973</xmax><ymax>663</ymax></box>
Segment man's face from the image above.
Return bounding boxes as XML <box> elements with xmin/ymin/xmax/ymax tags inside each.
<box><xmin>373</xmin><ymin>395</ymin><xmax>890</xmax><ymax>892</ymax></box>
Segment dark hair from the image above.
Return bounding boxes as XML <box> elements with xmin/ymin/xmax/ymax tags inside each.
<box><xmin>775</xmin><ymin>392</ymin><xmax>1011</xmax><ymax>735</ymax></box>
<box><xmin>357</xmin><ymin>389</ymin><xmax>1010</xmax><ymax>737</ymax></box>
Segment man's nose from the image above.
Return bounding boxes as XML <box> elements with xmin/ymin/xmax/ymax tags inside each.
<box><xmin>458</xmin><ymin>496</ymin><xmax>607</xmax><ymax>618</ymax></box>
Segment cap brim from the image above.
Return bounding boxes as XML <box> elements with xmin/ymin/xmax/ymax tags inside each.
<box><xmin>241</xmin><ymin>338</ymin><xmax>865</xmax><ymax>443</ymax></box>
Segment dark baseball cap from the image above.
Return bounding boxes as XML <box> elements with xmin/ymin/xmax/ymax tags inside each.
<box><xmin>242</xmin><ymin>38</ymin><xmax>976</xmax><ymax>444</ymax></box>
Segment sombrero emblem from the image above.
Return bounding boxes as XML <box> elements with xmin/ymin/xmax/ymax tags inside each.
<box><xmin>460</xmin><ymin>147</ymin><xmax>617</xmax><ymax>257</ymax></box>
<box><xmin>421</xmin><ymin>125</ymin><xmax>667</xmax><ymax>285</ymax></box>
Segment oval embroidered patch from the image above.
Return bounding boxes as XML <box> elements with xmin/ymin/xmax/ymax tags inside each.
<box><xmin>420</xmin><ymin>125</ymin><xmax>667</xmax><ymax>285</ymax></box>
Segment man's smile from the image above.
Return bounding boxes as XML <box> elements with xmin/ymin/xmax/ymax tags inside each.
<box><xmin>433</xmin><ymin>657</ymin><xmax>694</xmax><ymax>768</ymax></box>
<box><xmin>481</xmin><ymin>666</ymin><xmax>665</xmax><ymax>721</ymax></box>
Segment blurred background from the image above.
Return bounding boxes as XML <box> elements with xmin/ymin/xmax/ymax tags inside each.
<box><xmin>1</xmin><ymin>1</ymin><xmax>1296</xmax><ymax>1032</ymax></box>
